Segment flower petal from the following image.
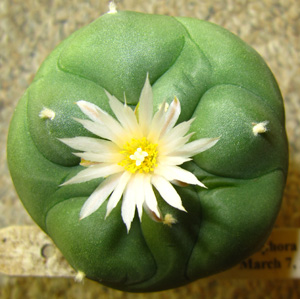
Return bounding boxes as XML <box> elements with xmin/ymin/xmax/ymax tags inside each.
<box><xmin>61</xmin><ymin>163</ymin><xmax>123</xmax><ymax>186</ymax></box>
<box><xmin>173</xmin><ymin>137</ymin><xmax>220</xmax><ymax>157</ymax></box>
<box><xmin>159</xmin><ymin>97</ymin><xmax>181</xmax><ymax>137</ymax></box>
<box><xmin>134</xmin><ymin>174</ymin><xmax>146</xmax><ymax>221</ymax></box>
<box><xmin>155</xmin><ymin>165</ymin><xmax>206</xmax><ymax>188</ymax></box>
<box><xmin>106</xmin><ymin>91</ymin><xmax>143</xmax><ymax>138</ymax></box>
<box><xmin>79</xmin><ymin>173</ymin><xmax>121</xmax><ymax>220</ymax></box>
<box><xmin>158</xmin><ymin>133</ymin><xmax>194</xmax><ymax>155</ymax></box>
<box><xmin>158</xmin><ymin>155</ymin><xmax>192</xmax><ymax>166</ymax></box>
<box><xmin>77</xmin><ymin>100</ymin><xmax>114</xmax><ymax>126</ymax></box>
<box><xmin>138</xmin><ymin>74</ymin><xmax>153</xmax><ymax>135</ymax></box>
<box><xmin>151</xmin><ymin>175</ymin><xmax>186</xmax><ymax>212</ymax></box>
<box><xmin>76</xmin><ymin>101</ymin><xmax>128</xmax><ymax>145</ymax></box>
<box><xmin>74</xmin><ymin>118</ymin><xmax>115</xmax><ymax>141</ymax></box>
<box><xmin>105</xmin><ymin>171</ymin><xmax>131</xmax><ymax>218</ymax></box>
<box><xmin>159</xmin><ymin>118</ymin><xmax>194</xmax><ymax>146</ymax></box>
<box><xmin>59</xmin><ymin>137</ymin><xmax>119</xmax><ymax>153</ymax></box>
<box><xmin>121</xmin><ymin>178</ymin><xmax>137</xmax><ymax>232</ymax></box>
<box><xmin>76</xmin><ymin>100</ymin><xmax>106</xmax><ymax>123</ymax></box>
<box><xmin>74</xmin><ymin>152</ymin><xmax>123</xmax><ymax>163</ymax></box>
<box><xmin>144</xmin><ymin>176</ymin><xmax>161</xmax><ymax>219</ymax></box>
<box><xmin>143</xmin><ymin>203</ymin><xmax>162</xmax><ymax>222</ymax></box>
<box><xmin>147</xmin><ymin>101</ymin><xmax>168</xmax><ymax>142</ymax></box>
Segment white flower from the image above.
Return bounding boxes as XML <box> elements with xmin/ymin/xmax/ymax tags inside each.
<box><xmin>60</xmin><ymin>75</ymin><xmax>219</xmax><ymax>232</ymax></box>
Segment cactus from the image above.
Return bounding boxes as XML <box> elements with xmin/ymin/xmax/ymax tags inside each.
<box><xmin>7</xmin><ymin>11</ymin><xmax>288</xmax><ymax>292</ymax></box>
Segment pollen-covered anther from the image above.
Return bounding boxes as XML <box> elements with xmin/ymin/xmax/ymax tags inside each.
<box><xmin>39</xmin><ymin>107</ymin><xmax>55</xmax><ymax>120</ymax></box>
<box><xmin>252</xmin><ymin>121</ymin><xmax>269</xmax><ymax>136</ymax></box>
<box><xmin>163</xmin><ymin>214</ymin><xmax>178</xmax><ymax>227</ymax></box>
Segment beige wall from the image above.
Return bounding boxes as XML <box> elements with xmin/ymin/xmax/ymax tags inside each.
<box><xmin>1</xmin><ymin>0</ymin><xmax>300</xmax><ymax>298</ymax></box>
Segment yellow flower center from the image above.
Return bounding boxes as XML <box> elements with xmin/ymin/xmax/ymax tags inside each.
<box><xmin>119</xmin><ymin>137</ymin><xmax>158</xmax><ymax>173</ymax></box>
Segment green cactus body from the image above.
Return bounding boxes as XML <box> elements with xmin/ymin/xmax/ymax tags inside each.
<box><xmin>7</xmin><ymin>11</ymin><xmax>288</xmax><ymax>292</ymax></box>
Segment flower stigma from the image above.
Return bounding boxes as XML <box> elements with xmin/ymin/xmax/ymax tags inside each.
<box><xmin>119</xmin><ymin>137</ymin><xmax>158</xmax><ymax>173</ymax></box>
<box><xmin>130</xmin><ymin>148</ymin><xmax>148</xmax><ymax>166</ymax></box>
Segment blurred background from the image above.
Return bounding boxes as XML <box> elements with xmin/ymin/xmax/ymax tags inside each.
<box><xmin>1</xmin><ymin>0</ymin><xmax>300</xmax><ymax>298</ymax></box>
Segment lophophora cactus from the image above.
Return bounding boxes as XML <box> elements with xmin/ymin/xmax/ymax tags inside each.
<box><xmin>7</xmin><ymin>11</ymin><xmax>288</xmax><ymax>292</ymax></box>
